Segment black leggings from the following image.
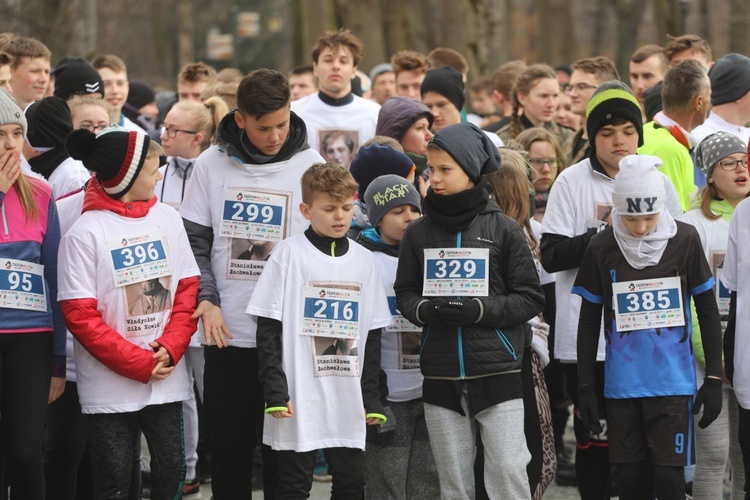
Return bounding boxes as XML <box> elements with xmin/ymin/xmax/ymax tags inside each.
<box><xmin>0</xmin><ymin>331</ymin><xmax>53</xmax><ymax>500</ymax></box>
<box><xmin>88</xmin><ymin>402</ymin><xmax>184</xmax><ymax>500</ymax></box>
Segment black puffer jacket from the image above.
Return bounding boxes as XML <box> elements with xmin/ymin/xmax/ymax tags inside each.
<box><xmin>394</xmin><ymin>198</ymin><xmax>544</xmax><ymax>379</ymax></box>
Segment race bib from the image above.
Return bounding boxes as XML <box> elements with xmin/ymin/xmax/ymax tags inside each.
<box><xmin>219</xmin><ymin>189</ymin><xmax>286</xmax><ymax>242</ymax></box>
<box><xmin>423</xmin><ymin>248</ymin><xmax>489</xmax><ymax>296</ymax></box>
<box><xmin>385</xmin><ymin>288</ymin><xmax>420</xmax><ymax>333</ymax></box>
<box><xmin>0</xmin><ymin>259</ymin><xmax>47</xmax><ymax>312</ymax></box>
<box><xmin>613</xmin><ymin>277</ymin><xmax>684</xmax><ymax>332</ymax></box>
<box><xmin>301</xmin><ymin>285</ymin><xmax>361</xmax><ymax>339</ymax></box>
<box><xmin>107</xmin><ymin>234</ymin><xmax>172</xmax><ymax>287</ymax></box>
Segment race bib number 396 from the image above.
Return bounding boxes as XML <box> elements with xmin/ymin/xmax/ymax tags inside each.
<box><xmin>613</xmin><ymin>277</ymin><xmax>684</xmax><ymax>332</ymax></box>
<box><xmin>107</xmin><ymin>234</ymin><xmax>172</xmax><ymax>287</ymax></box>
<box><xmin>423</xmin><ymin>248</ymin><xmax>489</xmax><ymax>296</ymax></box>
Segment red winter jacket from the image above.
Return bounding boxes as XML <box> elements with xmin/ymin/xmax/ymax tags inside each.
<box><xmin>61</xmin><ymin>179</ymin><xmax>198</xmax><ymax>384</ymax></box>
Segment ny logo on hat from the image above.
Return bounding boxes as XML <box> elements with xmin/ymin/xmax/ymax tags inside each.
<box><xmin>626</xmin><ymin>197</ymin><xmax>658</xmax><ymax>213</ymax></box>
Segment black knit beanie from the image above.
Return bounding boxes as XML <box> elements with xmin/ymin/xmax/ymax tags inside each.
<box><xmin>53</xmin><ymin>56</ymin><xmax>104</xmax><ymax>101</ymax></box>
<box><xmin>420</xmin><ymin>66</ymin><xmax>465</xmax><ymax>111</ymax></box>
<box><xmin>25</xmin><ymin>96</ymin><xmax>73</xmax><ymax>149</ymax></box>
<box><xmin>127</xmin><ymin>80</ymin><xmax>156</xmax><ymax>109</ymax></box>
<box><xmin>349</xmin><ymin>143</ymin><xmax>416</xmax><ymax>200</ymax></box>
<box><xmin>429</xmin><ymin>122</ymin><xmax>500</xmax><ymax>183</ymax></box>
<box><xmin>66</xmin><ymin>125</ymin><xmax>151</xmax><ymax>199</ymax></box>
<box><xmin>586</xmin><ymin>80</ymin><xmax>643</xmax><ymax>149</ymax></box>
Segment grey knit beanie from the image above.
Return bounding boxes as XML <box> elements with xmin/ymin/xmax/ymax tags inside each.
<box><xmin>364</xmin><ymin>174</ymin><xmax>421</xmax><ymax>229</ymax></box>
<box><xmin>429</xmin><ymin>122</ymin><xmax>500</xmax><ymax>183</ymax></box>
<box><xmin>709</xmin><ymin>53</ymin><xmax>750</xmax><ymax>106</ymax></box>
<box><xmin>694</xmin><ymin>132</ymin><xmax>748</xmax><ymax>178</ymax></box>
<box><xmin>0</xmin><ymin>89</ymin><xmax>27</xmax><ymax>137</ymax></box>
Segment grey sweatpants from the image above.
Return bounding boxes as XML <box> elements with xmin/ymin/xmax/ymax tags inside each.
<box><xmin>424</xmin><ymin>396</ymin><xmax>531</xmax><ymax>500</ymax></box>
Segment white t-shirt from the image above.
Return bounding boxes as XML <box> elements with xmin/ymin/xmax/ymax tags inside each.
<box><xmin>292</xmin><ymin>93</ymin><xmax>379</xmax><ymax>164</ymax></box>
<box><xmin>371</xmin><ymin>251</ymin><xmax>423</xmax><ymax>403</ymax></box>
<box><xmin>179</xmin><ymin>145</ymin><xmax>324</xmax><ymax>347</ymax></box>
<box><xmin>692</xmin><ymin>112</ymin><xmax>750</xmax><ymax>145</ymax></box>
<box><xmin>58</xmin><ymin>203</ymin><xmax>200</xmax><ymax>413</ymax></box>
<box><xmin>48</xmin><ymin>157</ymin><xmax>89</xmax><ymax>199</ymax></box>
<box><xmin>122</xmin><ymin>115</ymin><xmax>147</xmax><ymax>134</ymax></box>
<box><xmin>541</xmin><ymin>158</ymin><xmax>683</xmax><ymax>362</ymax></box>
<box><xmin>56</xmin><ymin>189</ymin><xmax>86</xmax><ymax>383</ymax></box>
<box><xmin>720</xmin><ymin>197</ymin><xmax>750</xmax><ymax>407</ymax></box>
<box><xmin>246</xmin><ymin>234</ymin><xmax>392</xmax><ymax>452</ymax></box>
<box><xmin>155</xmin><ymin>156</ymin><xmax>195</xmax><ymax>211</ymax></box>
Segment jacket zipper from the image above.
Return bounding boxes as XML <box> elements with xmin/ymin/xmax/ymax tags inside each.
<box><xmin>1</xmin><ymin>204</ymin><xmax>8</xmax><ymax>235</ymax></box>
<box><xmin>456</xmin><ymin>230</ymin><xmax>466</xmax><ymax>378</ymax></box>
<box><xmin>418</xmin><ymin>325</ymin><xmax>430</xmax><ymax>362</ymax></box>
<box><xmin>495</xmin><ymin>328</ymin><xmax>518</xmax><ymax>360</ymax></box>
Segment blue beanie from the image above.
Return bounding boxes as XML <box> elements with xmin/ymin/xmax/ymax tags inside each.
<box><xmin>349</xmin><ymin>143</ymin><xmax>415</xmax><ymax>200</ymax></box>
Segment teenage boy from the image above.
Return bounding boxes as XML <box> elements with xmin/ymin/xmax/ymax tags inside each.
<box><xmin>540</xmin><ymin>81</ymin><xmax>683</xmax><ymax>499</ymax></box>
<box><xmin>369</xmin><ymin>63</ymin><xmax>395</xmax><ymax>105</ymax></box>
<box><xmin>178</xmin><ymin>62</ymin><xmax>217</xmax><ymax>102</ymax></box>
<box><xmin>91</xmin><ymin>54</ymin><xmax>145</xmax><ymax>133</ymax></box>
<box><xmin>4</xmin><ymin>36</ymin><xmax>51</xmax><ymax>108</ymax></box>
<box><xmin>292</xmin><ymin>29</ymin><xmax>380</xmax><ymax>159</ymax></box>
<box><xmin>629</xmin><ymin>45</ymin><xmax>669</xmax><ymax>121</ymax></box>
<box><xmin>179</xmin><ymin>68</ymin><xmax>324</xmax><ymax>499</ymax></box>
<box><xmin>395</xmin><ymin>122</ymin><xmax>545</xmax><ymax>498</ymax></box>
<box><xmin>0</xmin><ymin>51</ymin><xmax>12</xmax><ymax>94</ymax></box>
<box><xmin>59</xmin><ymin>125</ymin><xmax>199</xmax><ymax>499</ymax></box>
<box><xmin>288</xmin><ymin>66</ymin><xmax>317</xmax><ymax>101</ymax></box>
<box><xmin>391</xmin><ymin>50</ymin><xmax>429</xmax><ymax>101</ymax></box>
<box><xmin>247</xmin><ymin>162</ymin><xmax>391</xmax><ymax>498</ymax></box>
<box><xmin>573</xmin><ymin>154</ymin><xmax>723</xmax><ymax>499</ymax></box>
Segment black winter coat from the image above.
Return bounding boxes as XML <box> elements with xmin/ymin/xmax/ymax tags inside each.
<box><xmin>394</xmin><ymin>198</ymin><xmax>545</xmax><ymax>380</ymax></box>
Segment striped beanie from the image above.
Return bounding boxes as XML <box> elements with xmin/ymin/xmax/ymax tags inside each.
<box><xmin>65</xmin><ymin>125</ymin><xmax>150</xmax><ymax>199</ymax></box>
<box><xmin>586</xmin><ymin>80</ymin><xmax>643</xmax><ymax>149</ymax></box>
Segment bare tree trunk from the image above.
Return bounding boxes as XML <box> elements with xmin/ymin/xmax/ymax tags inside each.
<box><xmin>334</xmin><ymin>0</ymin><xmax>387</xmax><ymax>70</ymax></box>
<box><xmin>652</xmin><ymin>0</ymin><xmax>684</xmax><ymax>39</ymax></box>
<box><xmin>484</xmin><ymin>0</ymin><xmax>510</xmax><ymax>73</ymax></box>
<box><xmin>614</xmin><ymin>0</ymin><xmax>648</xmax><ymax>80</ymax></box>
<box><xmin>176</xmin><ymin>0</ymin><xmax>194</xmax><ymax>70</ymax></box>
<box><xmin>728</xmin><ymin>0</ymin><xmax>748</xmax><ymax>53</ymax></box>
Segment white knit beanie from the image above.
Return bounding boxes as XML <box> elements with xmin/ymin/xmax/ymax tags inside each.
<box><xmin>612</xmin><ymin>155</ymin><xmax>666</xmax><ymax>215</ymax></box>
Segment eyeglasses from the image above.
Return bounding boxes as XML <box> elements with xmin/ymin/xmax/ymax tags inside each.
<box><xmin>78</xmin><ymin>123</ymin><xmax>108</xmax><ymax>133</ymax></box>
<box><xmin>528</xmin><ymin>158</ymin><xmax>560</xmax><ymax>168</ymax></box>
<box><xmin>162</xmin><ymin>126</ymin><xmax>197</xmax><ymax>139</ymax></box>
<box><xmin>564</xmin><ymin>82</ymin><xmax>598</xmax><ymax>95</ymax></box>
<box><xmin>718</xmin><ymin>158</ymin><xmax>749</xmax><ymax>171</ymax></box>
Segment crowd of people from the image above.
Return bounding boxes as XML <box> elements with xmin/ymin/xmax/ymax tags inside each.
<box><xmin>0</xmin><ymin>26</ymin><xmax>749</xmax><ymax>500</ymax></box>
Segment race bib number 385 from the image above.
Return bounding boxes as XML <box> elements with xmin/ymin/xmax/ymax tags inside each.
<box><xmin>301</xmin><ymin>285</ymin><xmax>361</xmax><ymax>339</ymax></box>
<box><xmin>613</xmin><ymin>277</ymin><xmax>684</xmax><ymax>332</ymax></box>
<box><xmin>423</xmin><ymin>248</ymin><xmax>489</xmax><ymax>296</ymax></box>
<box><xmin>107</xmin><ymin>234</ymin><xmax>172</xmax><ymax>287</ymax></box>
<box><xmin>0</xmin><ymin>259</ymin><xmax>46</xmax><ymax>312</ymax></box>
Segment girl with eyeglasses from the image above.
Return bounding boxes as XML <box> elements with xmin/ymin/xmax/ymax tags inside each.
<box><xmin>680</xmin><ymin>132</ymin><xmax>749</xmax><ymax>499</ymax></box>
<box><xmin>516</xmin><ymin>127</ymin><xmax>566</xmax><ymax>223</ymax></box>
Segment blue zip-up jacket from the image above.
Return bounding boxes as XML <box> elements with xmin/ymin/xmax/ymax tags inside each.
<box><xmin>0</xmin><ymin>177</ymin><xmax>65</xmax><ymax>377</ymax></box>
<box><xmin>394</xmin><ymin>198</ymin><xmax>544</xmax><ymax>379</ymax></box>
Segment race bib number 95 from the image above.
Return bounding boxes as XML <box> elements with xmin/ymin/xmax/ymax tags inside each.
<box><xmin>0</xmin><ymin>259</ymin><xmax>46</xmax><ymax>311</ymax></box>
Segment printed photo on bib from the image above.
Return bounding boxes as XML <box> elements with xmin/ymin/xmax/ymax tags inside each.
<box><xmin>318</xmin><ymin>129</ymin><xmax>359</xmax><ymax>170</ymax></box>
<box><xmin>710</xmin><ymin>251</ymin><xmax>730</xmax><ymax>324</ymax></box>
<box><xmin>124</xmin><ymin>276</ymin><xmax>172</xmax><ymax>339</ymax></box>
<box><xmin>303</xmin><ymin>282</ymin><xmax>363</xmax><ymax>378</ymax></box>
<box><xmin>585</xmin><ymin>202</ymin><xmax>614</xmax><ymax>233</ymax></box>
<box><xmin>222</xmin><ymin>187</ymin><xmax>292</xmax><ymax>281</ymax></box>
<box><xmin>397</xmin><ymin>332</ymin><xmax>421</xmax><ymax>370</ymax></box>
<box><xmin>0</xmin><ymin>259</ymin><xmax>47</xmax><ymax>312</ymax></box>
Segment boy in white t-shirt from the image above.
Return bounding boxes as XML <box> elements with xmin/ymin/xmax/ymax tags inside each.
<box><xmin>58</xmin><ymin>125</ymin><xmax>200</xmax><ymax>498</ymax></box>
<box><xmin>247</xmin><ymin>163</ymin><xmax>392</xmax><ymax>498</ymax></box>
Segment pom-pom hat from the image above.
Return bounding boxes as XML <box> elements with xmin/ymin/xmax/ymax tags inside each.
<box><xmin>65</xmin><ymin>125</ymin><xmax>150</xmax><ymax>199</ymax></box>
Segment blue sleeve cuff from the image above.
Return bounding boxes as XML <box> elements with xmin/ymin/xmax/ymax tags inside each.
<box><xmin>571</xmin><ymin>286</ymin><xmax>604</xmax><ymax>304</ymax></box>
<box><xmin>690</xmin><ymin>277</ymin><xmax>715</xmax><ymax>297</ymax></box>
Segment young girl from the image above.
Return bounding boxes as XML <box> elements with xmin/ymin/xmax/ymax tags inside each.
<box><xmin>499</xmin><ymin>64</ymin><xmax>573</xmax><ymax>145</ymax></box>
<box><xmin>680</xmin><ymin>132</ymin><xmax>748</xmax><ymax>499</ymax></box>
<box><xmin>68</xmin><ymin>95</ymin><xmax>113</xmax><ymax>134</ymax></box>
<box><xmin>355</xmin><ymin>174</ymin><xmax>439</xmax><ymax>499</ymax></box>
<box><xmin>574</xmin><ymin>154</ymin><xmax>723</xmax><ymax>500</ymax></box>
<box><xmin>58</xmin><ymin>126</ymin><xmax>199</xmax><ymax>499</ymax></box>
<box><xmin>394</xmin><ymin>122</ymin><xmax>545</xmax><ymax>499</ymax></box>
<box><xmin>157</xmin><ymin>97</ymin><xmax>227</xmax><ymax>209</ymax></box>
<box><xmin>0</xmin><ymin>83</ymin><xmax>65</xmax><ymax>500</ymax></box>
<box><xmin>486</xmin><ymin>150</ymin><xmax>556</xmax><ymax>499</ymax></box>
<box><xmin>516</xmin><ymin>127</ymin><xmax>565</xmax><ymax>223</ymax></box>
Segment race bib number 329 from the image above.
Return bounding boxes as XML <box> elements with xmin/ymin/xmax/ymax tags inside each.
<box><xmin>423</xmin><ymin>248</ymin><xmax>489</xmax><ymax>296</ymax></box>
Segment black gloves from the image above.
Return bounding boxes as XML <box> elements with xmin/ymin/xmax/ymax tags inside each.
<box><xmin>418</xmin><ymin>298</ymin><xmax>481</xmax><ymax>326</ymax></box>
<box><xmin>577</xmin><ymin>385</ymin><xmax>603</xmax><ymax>445</ymax></box>
<box><xmin>693</xmin><ymin>377</ymin><xmax>723</xmax><ymax>429</ymax></box>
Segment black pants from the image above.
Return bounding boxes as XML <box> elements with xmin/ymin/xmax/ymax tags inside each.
<box><xmin>44</xmin><ymin>381</ymin><xmax>89</xmax><ymax>500</ymax></box>
<box><xmin>204</xmin><ymin>346</ymin><xmax>268</xmax><ymax>499</ymax></box>
<box><xmin>0</xmin><ymin>331</ymin><xmax>53</xmax><ymax>500</ymax></box>
<box><xmin>273</xmin><ymin>447</ymin><xmax>364</xmax><ymax>500</ymax></box>
<box><xmin>738</xmin><ymin>404</ymin><xmax>750</xmax><ymax>493</ymax></box>
<box><xmin>88</xmin><ymin>402</ymin><xmax>184</xmax><ymax>500</ymax></box>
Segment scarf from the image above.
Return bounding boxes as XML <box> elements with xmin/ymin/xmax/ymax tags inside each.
<box><xmin>28</xmin><ymin>147</ymin><xmax>70</xmax><ymax>180</ymax></box>
<box><xmin>422</xmin><ymin>179</ymin><xmax>489</xmax><ymax>231</ymax></box>
<box><xmin>611</xmin><ymin>207</ymin><xmax>677</xmax><ymax>269</ymax></box>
